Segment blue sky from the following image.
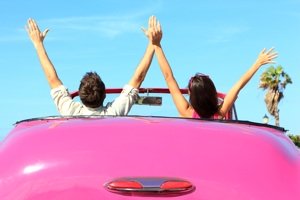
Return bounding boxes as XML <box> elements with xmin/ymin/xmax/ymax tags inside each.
<box><xmin>0</xmin><ymin>0</ymin><xmax>299</xmax><ymax>139</ymax></box>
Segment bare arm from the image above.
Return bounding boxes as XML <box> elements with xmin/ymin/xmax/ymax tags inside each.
<box><xmin>128</xmin><ymin>43</ymin><xmax>154</xmax><ymax>89</ymax></box>
<box><xmin>151</xmin><ymin>17</ymin><xmax>193</xmax><ymax>117</ymax></box>
<box><xmin>219</xmin><ymin>48</ymin><xmax>278</xmax><ymax>117</ymax></box>
<box><xmin>128</xmin><ymin>16</ymin><xmax>156</xmax><ymax>89</ymax></box>
<box><xmin>154</xmin><ymin>45</ymin><xmax>193</xmax><ymax>117</ymax></box>
<box><xmin>26</xmin><ymin>18</ymin><xmax>62</xmax><ymax>89</ymax></box>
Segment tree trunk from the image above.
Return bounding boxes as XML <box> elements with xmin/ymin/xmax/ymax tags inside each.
<box><xmin>264</xmin><ymin>89</ymin><xmax>280</xmax><ymax>126</ymax></box>
<box><xmin>274</xmin><ymin>109</ymin><xmax>280</xmax><ymax>126</ymax></box>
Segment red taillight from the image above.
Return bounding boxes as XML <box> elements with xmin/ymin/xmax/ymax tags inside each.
<box><xmin>160</xmin><ymin>180</ymin><xmax>193</xmax><ymax>190</ymax></box>
<box><xmin>104</xmin><ymin>177</ymin><xmax>195</xmax><ymax>196</ymax></box>
<box><xmin>107</xmin><ymin>180</ymin><xmax>143</xmax><ymax>190</ymax></box>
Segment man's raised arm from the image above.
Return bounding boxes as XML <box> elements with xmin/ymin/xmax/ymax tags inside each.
<box><xmin>26</xmin><ymin>18</ymin><xmax>62</xmax><ymax>89</ymax></box>
<box><xmin>128</xmin><ymin>16</ymin><xmax>159</xmax><ymax>89</ymax></box>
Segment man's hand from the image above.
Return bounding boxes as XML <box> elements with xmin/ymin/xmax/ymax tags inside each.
<box><xmin>26</xmin><ymin>18</ymin><xmax>62</xmax><ymax>89</ymax></box>
<box><xmin>141</xmin><ymin>16</ymin><xmax>162</xmax><ymax>46</ymax></box>
<box><xmin>26</xmin><ymin>18</ymin><xmax>49</xmax><ymax>48</ymax></box>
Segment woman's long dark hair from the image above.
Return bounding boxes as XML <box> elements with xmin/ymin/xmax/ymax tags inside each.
<box><xmin>188</xmin><ymin>73</ymin><xmax>219</xmax><ymax>118</ymax></box>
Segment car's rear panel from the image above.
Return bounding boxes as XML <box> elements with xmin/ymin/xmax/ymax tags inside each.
<box><xmin>0</xmin><ymin>117</ymin><xmax>299</xmax><ymax>199</ymax></box>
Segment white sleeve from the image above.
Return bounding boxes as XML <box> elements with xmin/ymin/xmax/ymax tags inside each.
<box><xmin>106</xmin><ymin>84</ymin><xmax>138</xmax><ymax>116</ymax></box>
<box><xmin>50</xmin><ymin>85</ymin><xmax>83</xmax><ymax>116</ymax></box>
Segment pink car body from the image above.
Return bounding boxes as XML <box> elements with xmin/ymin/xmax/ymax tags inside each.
<box><xmin>0</xmin><ymin>89</ymin><xmax>299</xmax><ymax>199</ymax></box>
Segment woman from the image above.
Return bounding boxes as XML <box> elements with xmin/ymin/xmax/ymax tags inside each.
<box><xmin>150</xmin><ymin>16</ymin><xmax>278</xmax><ymax>119</ymax></box>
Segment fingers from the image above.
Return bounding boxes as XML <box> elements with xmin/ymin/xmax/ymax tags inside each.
<box><xmin>264</xmin><ymin>47</ymin><xmax>277</xmax><ymax>56</ymax></box>
<box><xmin>26</xmin><ymin>18</ymin><xmax>35</xmax><ymax>37</ymax></box>
<box><xmin>148</xmin><ymin>15</ymin><xmax>152</xmax><ymax>29</ymax></box>
<box><xmin>27</xmin><ymin>18</ymin><xmax>39</xmax><ymax>33</ymax></box>
<box><xmin>152</xmin><ymin>16</ymin><xmax>162</xmax><ymax>34</ymax></box>
<box><xmin>267</xmin><ymin>61</ymin><xmax>276</xmax><ymax>65</ymax></box>
<box><xmin>26</xmin><ymin>18</ymin><xmax>49</xmax><ymax>36</ymax></box>
<box><xmin>42</xmin><ymin>28</ymin><xmax>50</xmax><ymax>37</ymax></box>
<box><xmin>267</xmin><ymin>50</ymin><xmax>278</xmax><ymax>64</ymax></box>
<box><xmin>269</xmin><ymin>52</ymin><xmax>278</xmax><ymax>61</ymax></box>
<box><xmin>145</xmin><ymin>16</ymin><xmax>160</xmax><ymax>41</ymax></box>
<box><xmin>266</xmin><ymin>47</ymin><xmax>278</xmax><ymax>61</ymax></box>
<box><xmin>151</xmin><ymin>16</ymin><xmax>157</xmax><ymax>38</ymax></box>
<box><xmin>260</xmin><ymin>48</ymin><xmax>266</xmax><ymax>55</ymax></box>
<box><xmin>266</xmin><ymin>47</ymin><xmax>275</xmax><ymax>54</ymax></box>
<box><xmin>32</xmin><ymin>19</ymin><xmax>38</xmax><ymax>30</ymax></box>
<box><xmin>260</xmin><ymin>47</ymin><xmax>278</xmax><ymax>57</ymax></box>
<box><xmin>256</xmin><ymin>47</ymin><xmax>279</xmax><ymax>66</ymax></box>
<box><xmin>143</xmin><ymin>15</ymin><xmax>160</xmax><ymax>40</ymax></box>
<box><xmin>26</xmin><ymin>18</ymin><xmax>32</xmax><ymax>32</ymax></box>
<box><xmin>26</xmin><ymin>18</ymin><xmax>49</xmax><ymax>45</ymax></box>
<box><xmin>157</xmin><ymin>21</ymin><xmax>161</xmax><ymax>33</ymax></box>
<box><xmin>141</xmin><ymin>26</ymin><xmax>150</xmax><ymax>39</ymax></box>
<box><xmin>153</xmin><ymin>16</ymin><xmax>157</xmax><ymax>30</ymax></box>
<box><xmin>141</xmin><ymin>26</ymin><xmax>146</xmax><ymax>33</ymax></box>
<box><xmin>150</xmin><ymin>15</ymin><xmax>155</xmax><ymax>29</ymax></box>
<box><xmin>269</xmin><ymin>52</ymin><xmax>278</xmax><ymax>60</ymax></box>
<box><xmin>28</xmin><ymin>18</ymin><xmax>38</xmax><ymax>31</ymax></box>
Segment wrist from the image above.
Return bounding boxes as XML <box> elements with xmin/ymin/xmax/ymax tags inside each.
<box><xmin>253</xmin><ymin>60</ymin><xmax>263</xmax><ymax>70</ymax></box>
<box><xmin>154</xmin><ymin>43</ymin><xmax>162</xmax><ymax>49</ymax></box>
<box><xmin>34</xmin><ymin>42</ymin><xmax>44</xmax><ymax>49</ymax></box>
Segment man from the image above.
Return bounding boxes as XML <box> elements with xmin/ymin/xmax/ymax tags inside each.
<box><xmin>26</xmin><ymin>16</ymin><xmax>158</xmax><ymax>116</ymax></box>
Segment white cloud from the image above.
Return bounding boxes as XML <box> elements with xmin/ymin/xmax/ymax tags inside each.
<box><xmin>207</xmin><ymin>25</ymin><xmax>250</xmax><ymax>44</ymax></box>
<box><xmin>39</xmin><ymin>10</ymin><xmax>156</xmax><ymax>39</ymax></box>
<box><xmin>0</xmin><ymin>28</ymin><xmax>25</xmax><ymax>43</ymax></box>
<box><xmin>0</xmin><ymin>8</ymin><xmax>158</xmax><ymax>43</ymax></box>
<box><xmin>0</xmin><ymin>35</ymin><xmax>24</xmax><ymax>43</ymax></box>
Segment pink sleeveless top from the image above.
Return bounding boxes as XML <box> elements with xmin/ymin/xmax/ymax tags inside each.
<box><xmin>192</xmin><ymin>98</ymin><xmax>224</xmax><ymax>119</ymax></box>
<box><xmin>192</xmin><ymin>111</ymin><xmax>220</xmax><ymax>119</ymax></box>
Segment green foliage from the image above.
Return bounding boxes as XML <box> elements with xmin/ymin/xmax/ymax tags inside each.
<box><xmin>288</xmin><ymin>134</ymin><xmax>300</xmax><ymax>148</ymax></box>
<box><xmin>259</xmin><ymin>65</ymin><xmax>293</xmax><ymax>126</ymax></box>
<box><xmin>259</xmin><ymin>65</ymin><xmax>292</xmax><ymax>90</ymax></box>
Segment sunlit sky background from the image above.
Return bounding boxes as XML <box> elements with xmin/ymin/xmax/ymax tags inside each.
<box><xmin>1</xmin><ymin>0</ymin><xmax>299</xmax><ymax>139</ymax></box>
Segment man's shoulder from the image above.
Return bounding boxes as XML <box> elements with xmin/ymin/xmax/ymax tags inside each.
<box><xmin>121</xmin><ymin>84</ymin><xmax>138</xmax><ymax>95</ymax></box>
<box><xmin>50</xmin><ymin>85</ymin><xmax>68</xmax><ymax>93</ymax></box>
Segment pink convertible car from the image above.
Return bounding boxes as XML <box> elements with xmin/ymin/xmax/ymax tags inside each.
<box><xmin>0</xmin><ymin>88</ymin><xmax>299</xmax><ymax>200</ymax></box>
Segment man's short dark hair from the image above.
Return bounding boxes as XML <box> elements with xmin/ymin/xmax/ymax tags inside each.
<box><xmin>79</xmin><ymin>72</ymin><xmax>106</xmax><ymax>108</ymax></box>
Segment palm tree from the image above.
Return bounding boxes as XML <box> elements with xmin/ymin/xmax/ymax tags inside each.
<box><xmin>288</xmin><ymin>134</ymin><xmax>300</xmax><ymax>148</ymax></box>
<box><xmin>259</xmin><ymin>65</ymin><xmax>292</xmax><ymax>126</ymax></box>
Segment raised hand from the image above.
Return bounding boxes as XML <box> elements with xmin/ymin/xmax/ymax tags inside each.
<box><xmin>26</xmin><ymin>18</ymin><xmax>49</xmax><ymax>48</ymax></box>
<box><xmin>142</xmin><ymin>16</ymin><xmax>162</xmax><ymax>45</ymax></box>
<box><xmin>256</xmin><ymin>47</ymin><xmax>278</xmax><ymax>66</ymax></box>
<box><xmin>25</xmin><ymin>18</ymin><xmax>62</xmax><ymax>89</ymax></box>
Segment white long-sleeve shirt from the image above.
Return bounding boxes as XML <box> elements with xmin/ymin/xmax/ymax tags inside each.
<box><xmin>50</xmin><ymin>84</ymin><xmax>138</xmax><ymax>116</ymax></box>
